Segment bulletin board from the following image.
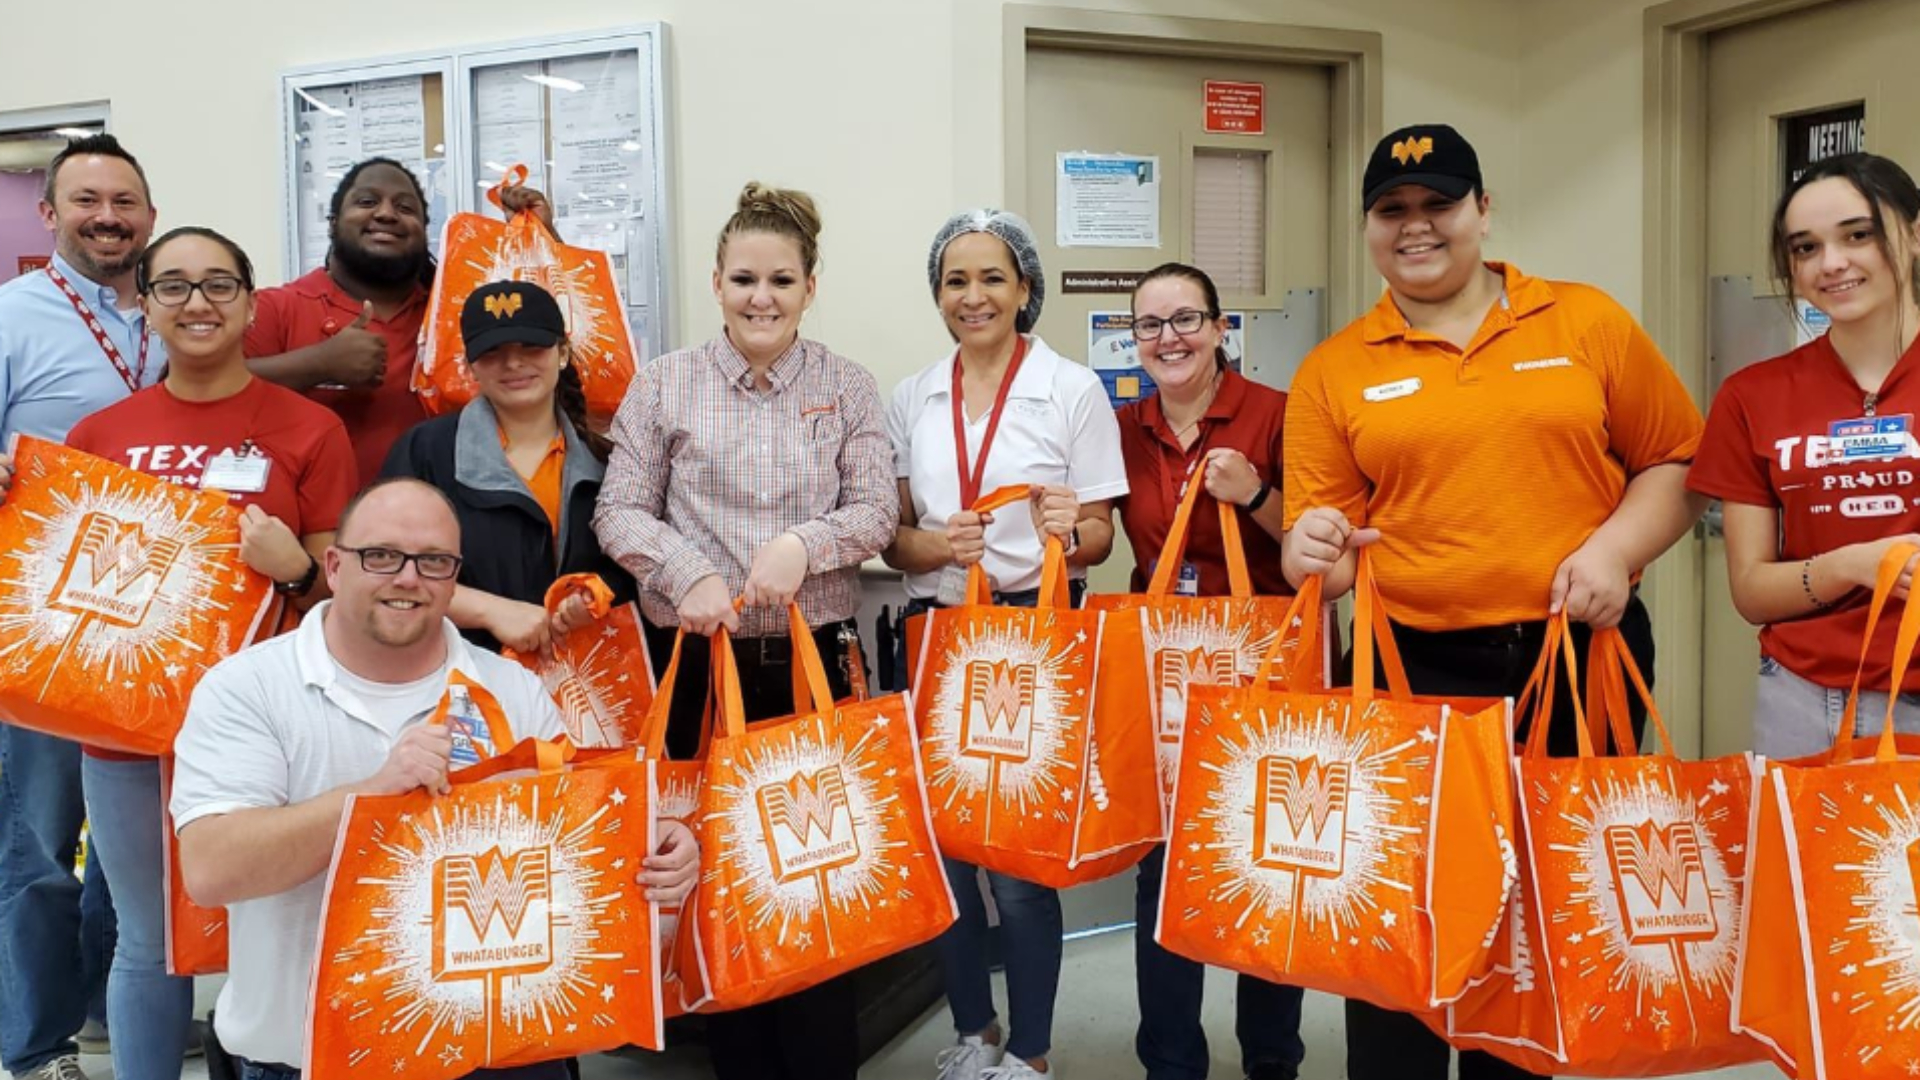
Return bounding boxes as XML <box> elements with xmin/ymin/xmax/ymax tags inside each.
<box><xmin>280</xmin><ymin>25</ymin><xmax>673</xmax><ymax>364</ymax></box>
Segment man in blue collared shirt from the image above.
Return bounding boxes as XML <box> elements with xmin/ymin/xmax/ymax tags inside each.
<box><xmin>0</xmin><ymin>133</ymin><xmax>160</xmax><ymax>1080</ymax></box>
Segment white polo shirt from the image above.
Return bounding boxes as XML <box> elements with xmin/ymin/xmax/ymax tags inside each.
<box><xmin>169</xmin><ymin>603</ymin><xmax>563</xmax><ymax>1067</ymax></box>
<box><xmin>887</xmin><ymin>335</ymin><xmax>1128</xmax><ymax>597</ymax></box>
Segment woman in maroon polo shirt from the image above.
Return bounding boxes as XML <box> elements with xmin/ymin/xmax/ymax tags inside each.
<box><xmin>1109</xmin><ymin>261</ymin><xmax>1301</xmax><ymax>1080</ymax></box>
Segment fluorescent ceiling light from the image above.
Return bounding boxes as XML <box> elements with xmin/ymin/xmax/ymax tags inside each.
<box><xmin>53</xmin><ymin>127</ymin><xmax>97</xmax><ymax>138</ymax></box>
<box><xmin>484</xmin><ymin>161</ymin><xmax>508</xmax><ymax>173</ymax></box>
<box><xmin>523</xmin><ymin>74</ymin><xmax>584</xmax><ymax>93</ymax></box>
<box><xmin>294</xmin><ymin>88</ymin><xmax>345</xmax><ymax>118</ymax></box>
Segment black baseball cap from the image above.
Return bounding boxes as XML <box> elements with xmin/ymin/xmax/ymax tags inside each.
<box><xmin>461</xmin><ymin>280</ymin><xmax>566</xmax><ymax>360</ymax></box>
<box><xmin>1362</xmin><ymin>124</ymin><xmax>1483</xmax><ymax>211</ymax></box>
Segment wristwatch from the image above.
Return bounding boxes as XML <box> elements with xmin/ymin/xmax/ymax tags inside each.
<box><xmin>1244</xmin><ymin>483</ymin><xmax>1272</xmax><ymax>513</ymax></box>
<box><xmin>275</xmin><ymin>555</ymin><xmax>320</xmax><ymax>598</ymax></box>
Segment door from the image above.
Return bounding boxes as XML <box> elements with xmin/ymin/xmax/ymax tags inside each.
<box><xmin>1701</xmin><ymin>0</ymin><xmax>1920</xmax><ymax>755</ymax></box>
<box><xmin>1022</xmin><ymin>45</ymin><xmax>1334</xmax><ymax>594</ymax></box>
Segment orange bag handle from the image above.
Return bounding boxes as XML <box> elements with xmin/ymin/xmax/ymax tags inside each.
<box><xmin>485</xmin><ymin>163</ymin><xmax>532</xmax><ymax>214</ymax></box>
<box><xmin>1832</xmin><ymin>541</ymin><xmax>1920</xmax><ymax>761</ymax></box>
<box><xmin>543</xmin><ymin>572</ymin><xmax>614</xmax><ymax>619</ymax></box>
<box><xmin>427</xmin><ymin>671</ymin><xmax>517</xmax><ymax>757</ymax></box>
<box><xmin>1347</xmin><ymin>548</ymin><xmax>1414</xmax><ymax>705</ymax></box>
<box><xmin>1585</xmin><ymin>629</ymin><xmax>1680</xmax><ymax>759</ymax></box>
<box><xmin>1875</xmin><ymin>565</ymin><xmax>1920</xmax><ymax>765</ymax></box>
<box><xmin>447</xmin><ymin>735</ymin><xmax>577</xmax><ymax>785</ymax></box>
<box><xmin>962</xmin><ymin>484</ymin><xmax>1072</xmax><ymax>610</ymax></box>
<box><xmin>1144</xmin><ymin>474</ymin><xmax>1253</xmax><ymax>598</ymax></box>
<box><xmin>633</xmin><ymin>630</ymin><xmax>716</xmax><ymax>762</ymax></box>
<box><xmin>1515</xmin><ymin>614</ymin><xmax>1593</xmax><ymax>760</ymax></box>
<box><xmin>1253</xmin><ymin>573</ymin><xmax>1322</xmax><ymax>689</ymax></box>
<box><xmin>708</xmin><ymin>602</ymin><xmax>838</xmax><ymax>739</ymax></box>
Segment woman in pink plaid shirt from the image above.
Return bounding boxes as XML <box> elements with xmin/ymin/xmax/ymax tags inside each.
<box><xmin>592</xmin><ymin>182</ymin><xmax>896</xmax><ymax>1080</ymax></box>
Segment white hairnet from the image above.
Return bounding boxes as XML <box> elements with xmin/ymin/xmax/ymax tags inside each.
<box><xmin>926</xmin><ymin>208</ymin><xmax>1045</xmax><ymax>333</ymax></box>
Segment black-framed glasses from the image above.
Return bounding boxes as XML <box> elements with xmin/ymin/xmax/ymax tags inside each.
<box><xmin>1131</xmin><ymin>308</ymin><xmax>1209</xmax><ymax>340</ymax></box>
<box><xmin>146</xmin><ymin>276</ymin><xmax>247</xmax><ymax>306</ymax></box>
<box><xmin>337</xmin><ymin>545</ymin><xmax>464</xmax><ymax>580</ymax></box>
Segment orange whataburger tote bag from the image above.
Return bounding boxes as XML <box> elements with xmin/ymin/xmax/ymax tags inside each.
<box><xmin>506</xmin><ymin>574</ymin><xmax>656</xmax><ymax>749</ymax></box>
<box><xmin>306</xmin><ymin>678</ymin><xmax>663</xmax><ymax>1076</ymax></box>
<box><xmin>1733</xmin><ymin>544</ymin><xmax>1920</xmax><ymax>1080</ymax></box>
<box><xmin>0</xmin><ymin>435</ymin><xmax>276</xmax><ymax>755</ymax></box>
<box><xmin>413</xmin><ymin>165</ymin><xmax>638</xmax><ymax>428</ymax></box>
<box><xmin>683</xmin><ymin>605</ymin><xmax>955</xmax><ymax>1012</ymax></box>
<box><xmin>629</xmin><ymin>629</ymin><xmax>710</xmax><ymax>1017</ymax></box>
<box><xmin>1156</xmin><ymin>554</ymin><xmax>1515</xmax><ymax>1012</ymax></box>
<box><xmin>1087</xmin><ymin>476</ymin><xmax>1306</xmax><ymax>817</ymax></box>
<box><xmin>160</xmin><ymin>756</ymin><xmax>226</xmax><ymax>976</ymax></box>
<box><xmin>1445</xmin><ymin>618</ymin><xmax>1764</xmax><ymax>1075</ymax></box>
<box><xmin>910</xmin><ymin>485</ymin><xmax>1161</xmax><ymax>888</ymax></box>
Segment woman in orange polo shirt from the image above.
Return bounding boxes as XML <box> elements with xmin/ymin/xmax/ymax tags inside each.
<box><xmin>1690</xmin><ymin>152</ymin><xmax>1920</xmax><ymax>759</ymax></box>
<box><xmin>1280</xmin><ymin>124</ymin><xmax>1706</xmax><ymax>1080</ymax></box>
<box><xmin>382</xmin><ymin>280</ymin><xmax>633</xmax><ymax>658</ymax></box>
<box><xmin>1111</xmin><ymin>262</ymin><xmax>1302</xmax><ymax>1080</ymax></box>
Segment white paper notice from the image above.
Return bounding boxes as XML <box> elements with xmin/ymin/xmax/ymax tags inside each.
<box><xmin>553</xmin><ymin>129</ymin><xmax>641</xmax><ymax>219</ymax></box>
<box><xmin>356</xmin><ymin>77</ymin><xmax>425</xmax><ymax>165</ymax></box>
<box><xmin>475</xmin><ymin>63</ymin><xmax>545</xmax><ymax>125</ymax></box>
<box><xmin>547</xmin><ymin>52</ymin><xmax>642</xmax><ymax>135</ymax></box>
<box><xmin>1057</xmin><ymin>153</ymin><xmax>1161</xmax><ymax>248</ymax></box>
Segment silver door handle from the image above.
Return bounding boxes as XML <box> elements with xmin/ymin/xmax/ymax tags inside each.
<box><xmin>1700</xmin><ymin>502</ymin><xmax>1725</xmax><ymax>539</ymax></box>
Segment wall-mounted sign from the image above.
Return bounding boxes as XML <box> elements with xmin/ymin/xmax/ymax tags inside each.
<box><xmin>1061</xmin><ymin>270</ymin><xmax>1147</xmax><ymax>295</ymax></box>
<box><xmin>1204</xmin><ymin>80</ymin><xmax>1265</xmax><ymax>135</ymax></box>
<box><xmin>1782</xmin><ymin>103</ymin><xmax>1865</xmax><ymax>188</ymax></box>
<box><xmin>1057</xmin><ymin>153</ymin><xmax>1161</xmax><ymax>248</ymax></box>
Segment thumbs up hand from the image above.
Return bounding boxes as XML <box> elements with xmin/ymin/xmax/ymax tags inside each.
<box><xmin>319</xmin><ymin>299</ymin><xmax>388</xmax><ymax>388</ymax></box>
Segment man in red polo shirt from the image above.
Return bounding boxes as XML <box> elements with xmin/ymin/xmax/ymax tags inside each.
<box><xmin>247</xmin><ymin>158</ymin><xmax>555</xmax><ymax>487</ymax></box>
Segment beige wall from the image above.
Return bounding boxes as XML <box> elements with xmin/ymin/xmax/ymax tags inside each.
<box><xmin>0</xmin><ymin>0</ymin><xmax>1625</xmax><ymax>398</ymax></box>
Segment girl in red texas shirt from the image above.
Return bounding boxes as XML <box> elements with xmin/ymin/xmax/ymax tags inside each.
<box><xmin>1690</xmin><ymin>153</ymin><xmax>1920</xmax><ymax>759</ymax></box>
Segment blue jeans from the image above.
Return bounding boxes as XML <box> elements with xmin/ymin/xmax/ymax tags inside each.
<box><xmin>936</xmin><ymin>855</ymin><xmax>1064</xmax><ymax>1063</ymax></box>
<box><xmin>1752</xmin><ymin>655</ymin><xmax>1920</xmax><ymax>759</ymax></box>
<box><xmin>1134</xmin><ymin>845</ymin><xmax>1304</xmax><ymax>1079</ymax></box>
<box><xmin>82</xmin><ymin>755</ymin><xmax>193</xmax><ymax>1080</ymax></box>
<box><xmin>0</xmin><ymin>726</ymin><xmax>115</xmax><ymax>1072</ymax></box>
<box><xmin>239</xmin><ymin>1059</ymin><xmax>574</xmax><ymax>1079</ymax></box>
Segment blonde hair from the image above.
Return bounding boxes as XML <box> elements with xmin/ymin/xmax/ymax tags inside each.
<box><xmin>715</xmin><ymin>182</ymin><xmax>822</xmax><ymax>275</ymax></box>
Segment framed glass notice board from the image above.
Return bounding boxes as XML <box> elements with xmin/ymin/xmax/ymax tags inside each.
<box><xmin>281</xmin><ymin>25</ymin><xmax>672</xmax><ymax>363</ymax></box>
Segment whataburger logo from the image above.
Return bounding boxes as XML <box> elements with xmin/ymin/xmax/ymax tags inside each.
<box><xmin>1155</xmin><ymin>647</ymin><xmax>1237</xmax><ymax>740</ymax></box>
<box><xmin>1254</xmin><ymin>755</ymin><xmax>1352</xmax><ymax>877</ymax></box>
<box><xmin>47</xmin><ymin>512</ymin><xmax>186</xmax><ymax>628</ymax></box>
<box><xmin>432</xmin><ymin>847</ymin><xmax>555</xmax><ymax>979</ymax></box>
<box><xmin>1604</xmin><ymin>821</ymin><xmax>1717</xmax><ymax>944</ymax></box>
<box><xmin>1392</xmin><ymin>136</ymin><xmax>1434</xmax><ymax>165</ymax></box>
<box><xmin>757</xmin><ymin>765</ymin><xmax>860</xmax><ymax>883</ymax></box>
<box><xmin>962</xmin><ymin>659</ymin><xmax>1037</xmax><ymax>762</ymax></box>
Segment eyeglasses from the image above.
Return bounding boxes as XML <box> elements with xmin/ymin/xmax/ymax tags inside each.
<box><xmin>337</xmin><ymin>545</ymin><xmax>464</xmax><ymax>580</ymax></box>
<box><xmin>1131</xmin><ymin>309</ymin><xmax>1210</xmax><ymax>341</ymax></box>
<box><xmin>147</xmin><ymin>276</ymin><xmax>247</xmax><ymax>306</ymax></box>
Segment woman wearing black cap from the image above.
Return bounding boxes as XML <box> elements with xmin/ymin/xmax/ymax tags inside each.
<box><xmin>1279</xmin><ymin>125</ymin><xmax>1706</xmax><ymax>1078</ymax></box>
<box><xmin>381</xmin><ymin>279</ymin><xmax>634</xmax><ymax>656</ymax></box>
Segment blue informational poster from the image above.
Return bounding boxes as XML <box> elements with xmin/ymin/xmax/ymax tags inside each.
<box><xmin>1087</xmin><ymin>310</ymin><xmax>1243</xmax><ymax>409</ymax></box>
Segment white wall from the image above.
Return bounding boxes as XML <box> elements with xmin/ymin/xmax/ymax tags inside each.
<box><xmin>0</xmin><ymin>0</ymin><xmax>1566</xmax><ymax>397</ymax></box>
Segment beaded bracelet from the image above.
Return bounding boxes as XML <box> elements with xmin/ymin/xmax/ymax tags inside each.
<box><xmin>1802</xmin><ymin>557</ymin><xmax>1830</xmax><ymax>608</ymax></box>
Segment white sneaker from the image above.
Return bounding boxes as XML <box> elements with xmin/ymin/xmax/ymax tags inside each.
<box><xmin>935</xmin><ymin>1034</ymin><xmax>1003</xmax><ymax>1080</ymax></box>
<box><xmin>982</xmin><ymin>1055</ymin><xmax>1050</xmax><ymax>1079</ymax></box>
<box><xmin>23</xmin><ymin>1056</ymin><xmax>90</xmax><ymax>1080</ymax></box>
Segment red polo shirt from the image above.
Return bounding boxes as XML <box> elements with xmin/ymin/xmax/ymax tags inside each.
<box><xmin>245</xmin><ymin>268</ymin><xmax>429</xmax><ymax>488</ymax></box>
<box><xmin>1116</xmin><ymin>368</ymin><xmax>1290</xmax><ymax>596</ymax></box>
<box><xmin>1690</xmin><ymin>333</ymin><xmax>1920</xmax><ymax>691</ymax></box>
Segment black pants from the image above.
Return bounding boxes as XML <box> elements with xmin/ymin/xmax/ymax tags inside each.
<box><xmin>1341</xmin><ymin>594</ymin><xmax>1656</xmax><ymax>1080</ymax></box>
<box><xmin>642</xmin><ymin>618</ymin><xmax>862</xmax><ymax>1080</ymax></box>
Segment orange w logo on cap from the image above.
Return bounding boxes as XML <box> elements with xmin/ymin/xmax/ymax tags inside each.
<box><xmin>484</xmin><ymin>292</ymin><xmax>523</xmax><ymax>320</ymax></box>
<box><xmin>1392</xmin><ymin>136</ymin><xmax>1434</xmax><ymax>166</ymax></box>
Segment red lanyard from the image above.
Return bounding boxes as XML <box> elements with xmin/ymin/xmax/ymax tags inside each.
<box><xmin>45</xmin><ymin>264</ymin><xmax>148</xmax><ymax>393</ymax></box>
<box><xmin>951</xmin><ymin>335</ymin><xmax>1030</xmax><ymax>507</ymax></box>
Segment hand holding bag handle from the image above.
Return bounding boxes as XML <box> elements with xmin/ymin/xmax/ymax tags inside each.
<box><xmin>965</xmin><ymin>484</ymin><xmax>1073</xmax><ymax>610</ymax></box>
<box><xmin>1144</xmin><ymin>472</ymin><xmax>1254</xmax><ymax>599</ymax></box>
<box><xmin>1826</xmin><ymin>541</ymin><xmax>1920</xmax><ymax>763</ymax></box>
<box><xmin>485</xmin><ymin>163</ymin><xmax>533</xmax><ymax>216</ymax></box>
<box><xmin>542</xmin><ymin>572</ymin><xmax>615</xmax><ymax>621</ymax></box>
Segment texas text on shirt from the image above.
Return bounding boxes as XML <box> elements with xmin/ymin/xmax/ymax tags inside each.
<box><xmin>245</xmin><ymin>268</ymin><xmax>428</xmax><ymax>488</ymax></box>
<box><xmin>888</xmin><ymin>334</ymin><xmax>1129</xmax><ymax>597</ymax></box>
<box><xmin>0</xmin><ymin>251</ymin><xmax>164</xmax><ymax>446</ymax></box>
<box><xmin>593</xmin><ymin>334</ymin><xmax>898</xmax><ymax>638</ymax></box>
<box><xmin>166</xmin><ymin>606</ymin><xmax>563</xmax><ymax>1067</ymax></box>
<box><xmin>1282</xmin><ymin>261</ymin><xmax>1705</xmax><ymax>629</ymax></box>
<box><xmin>1690</xmin><ymin>331</ymin><xmax>1920</xmax><ymax>691</ymax></box>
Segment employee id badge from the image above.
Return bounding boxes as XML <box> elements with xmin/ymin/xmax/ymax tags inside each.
<box><xmin>1829</xmin><ymin>414</ymin><xmax>1914</xmax><ymax>461</ymax></box>
<box><xmin>199</xmin><ymin>444</ymin><xmax>271</xmax><ymax>494</ymax></box>
<box><xmin>1176</xmin><ymin>562</ymin><xmax>1201</xmax><ymax>598</ymax></box>
<box><xmin>936</xmin><ymin>564</ymin><xmax>972</xmax><ymax>607</ymax></box>
<box><xmin>444</xmin><ymin>683</ymin><xmax>497</xmax><ymax>768</ymax></box>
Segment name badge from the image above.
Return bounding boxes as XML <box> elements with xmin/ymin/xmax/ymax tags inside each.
<box><xmin>445</xmin><ymin>684</ymin><xmax>497</xmax><ymax>768</ymax></box>
<box><xmin>1362</xmin><ymin>377</ymin><xmax>1422</xmax><ymax>403</ymax></box>
<box><xmin>936</xmin><ymin>564</ymin><xmax>972</xmax><ymax>607</ymax></box>
<box><xmin>1176</xmin><ymin>562</ymin><xmax>1201</xmax><ymax>598</ymax></box>
<box><xmin>199</xmin><ymin>445</ymin><xmax>272</xmax><ymax>494</ymax></box>
<box><xmin>1828</xmin><ymin>414</ymin><xmax>1913</xmax><ymax>462</ymax></box>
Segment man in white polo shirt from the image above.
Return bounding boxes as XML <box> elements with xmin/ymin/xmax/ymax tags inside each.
<box><xmin>169</xmin><ymin>478</ymin><xmax>697</xmax><ymax>1078</ymax></box>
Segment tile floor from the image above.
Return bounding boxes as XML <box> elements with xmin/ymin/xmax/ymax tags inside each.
<box><xmin>2</xmin><ymin>928</ymin><xmax>1782</xmax><ymax>1079</ymax></box>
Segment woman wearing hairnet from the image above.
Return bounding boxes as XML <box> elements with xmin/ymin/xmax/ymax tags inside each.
<box><xmin>883</xmin><ymin>210</ymin><xmax>1128</xmax><ymax>1079</ymax></box>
